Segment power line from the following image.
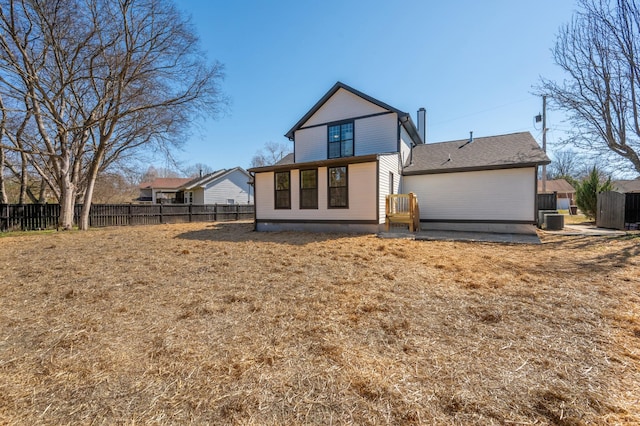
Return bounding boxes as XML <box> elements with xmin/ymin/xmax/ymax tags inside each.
<box><xmin>429</xmin><ymin>98</ymin><xmax>531</xmax><ymax>126</ymax></box>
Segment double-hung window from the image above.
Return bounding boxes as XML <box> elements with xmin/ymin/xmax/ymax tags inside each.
<box><xmin>328</xmin><ymin>166</ymin><xmax>348</xmax><ymax>208</ymax></box>
<box><xmin>328</xmin><ymin>122</ymin><xmax>354</xmax><ymax>158</ymax></box>
<box><xmin>274</xmin><ymin>171</ymin><xmax>291</xmax><ymax>209</ymax></box>
<box><xmin>300</xmin><ymin>169</ymin><xmax>318</xmax><ymax>209</ymax></box>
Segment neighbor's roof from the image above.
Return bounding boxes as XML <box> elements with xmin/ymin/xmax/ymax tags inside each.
<box><xmin>612</xmin><ymin>178</ymin><xmax>640</xmax><ymax>193</ymax></box>
<box><xmin>181</xmin><ymin>167</ymin><xmax>251</xmax><ymax>190</ymax></box>
<box><xmin>537</xmin><ymin>179</ymin><xmax>576</xmax><ymax>194</ymax></box>
<box><xmin>275</xmin><ymin>153</ymin><xmax>294</xmax><ymax>166</ymax></box>
<box><xmin>403</xmin><ymin>131</ymin><xmax>551</xmax><ymax>175</ymax></box>
<box><xmin>284</xmin><ymin>81</ymin><xmax>423</xmax><ymax>144</ymax></box>
<box><xmin>139</xmin><ymin>177</ymin><xmax>192</xmax><ymax>190</ymax></box>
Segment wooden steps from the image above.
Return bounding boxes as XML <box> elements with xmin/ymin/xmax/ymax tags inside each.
<box><xmin>385</xmin><ymin>193</ymin><xmax>420</xmax><ymax>232</ymax></box>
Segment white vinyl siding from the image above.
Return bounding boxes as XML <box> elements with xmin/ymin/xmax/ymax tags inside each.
<box><xmin>377</xmin><ymin>153</ymin><xmax>401</xmax><ymax>224</ymax></box>
<box><xmin>404</xmin><ymin>168</ymin><xmax>536</xmax><ymax>221</ymax></box>
<box><xmin>302</xmin><ymin>88</ymin><xmax>387</xmax><ymax>127</ymax></box>
<box><xmin>295</xmin><ymin>126</ymin><xmax>327</xmax><ymax>163</ymax></box>
<box><xmin>355</xmin><ymin>113</ymin><xmax>398</xmax><ymax>156</ymax></box>
<box><xmin>295</xmin><ymin>113</ymin><xmax>398</xmax><ymax>163</ymax></box>
<box><xmin>254</xmin><ymin>162</ymin><xmax>378</xmax><ymax>221</ymax></box>
<box><xmin>399</xmin><ymin>127</ymin><xmax>413</xmax><ymax>167</ymax></box>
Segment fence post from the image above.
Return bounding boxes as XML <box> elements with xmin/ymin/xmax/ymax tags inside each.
<box><xmin>189</xmin><ymin>204</ymin><xmax>193</xmax><ymax>223</ymax></box>
<box><xmin>159</xmin><ymin>203</ymin><xmax>163</xmax><ymax>224</ymax></box>
<box><xmin>0</xmin><ymin>204</ymin><xmax>7</xmax><ymax>232</ymax></box>
<box><xmin>214</xmin><ymin>204</ymin><xmax>217</xmax><ymax>221</ymax></box>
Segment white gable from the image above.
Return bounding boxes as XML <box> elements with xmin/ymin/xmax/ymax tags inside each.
<box><xmin>302</xmin><ymin>88</ymin><xmax>388</xmax><ymax>127</ymax></box>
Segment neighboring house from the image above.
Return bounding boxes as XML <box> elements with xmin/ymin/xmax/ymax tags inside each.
<box><xmin>176</xmin><ymin>167</ymin><xmax>253</xmax><ymax>204</ymax></box>
<box><xmin>537</xmin><ymin>178</ymin><xmax>576</xmax><ymax>209</ymax></box>
<box><xmin>138</xmin><ymin>177</ymin><xmax>192</xmax><ymax>203</ymax></box>
<box><xmin>613</xmin><ymin>178</ymin><xmax>640</xmax><ymax>193</ymax></box>
<box><xmin>248</xmin><ymin>82</ymin><xmax>550</xmax><ymax>234</ymax></box>
<box><xmin>138</xmin><ymin>167</ymin><xmax>253</xmax><ymax>204</ymax></box>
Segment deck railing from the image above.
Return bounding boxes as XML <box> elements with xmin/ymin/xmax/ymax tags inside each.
<box><xmin>385</xmin><ymin>193</ymin><xmax>420</xmax><ymax>232</ymax></box>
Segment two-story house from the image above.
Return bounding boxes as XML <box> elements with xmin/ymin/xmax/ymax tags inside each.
<box><xmin>249</xmin><ymin>82</ymin><xmax>550</xmax><ymax>234</ymax></box>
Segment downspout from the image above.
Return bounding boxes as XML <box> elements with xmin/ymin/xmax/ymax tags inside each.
<box><xmin>533</xmin><ymin>166</ymin><xmax>538</xmax><ymax>224</ymax></box>
<box><xmin>249</xmin><ymin>171</ymin><xmax>257</xmax><ymax>231</ymax></box>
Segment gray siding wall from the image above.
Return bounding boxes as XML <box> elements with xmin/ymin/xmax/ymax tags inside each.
<box><xmin>203</xmin><ymin>170</ymin><xmax>253</xmax><ymax>204</ymax></box>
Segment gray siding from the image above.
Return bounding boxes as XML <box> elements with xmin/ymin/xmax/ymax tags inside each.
<box><xmin>202</xmin><ymin>169</ymin><xmax>253</xmax><ymax>204</ymax></box>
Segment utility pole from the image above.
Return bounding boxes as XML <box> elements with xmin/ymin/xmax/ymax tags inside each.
<box><xmin>542</xmin><ymin>95</ymin><xmax>547</xmax><ymax>193</ymax></box>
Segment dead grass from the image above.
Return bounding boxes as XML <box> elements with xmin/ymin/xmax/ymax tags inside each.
<box><xmin>0</xmin><ymin>221</ymin><xmax>638</xmax><ymax>425</ymax></box>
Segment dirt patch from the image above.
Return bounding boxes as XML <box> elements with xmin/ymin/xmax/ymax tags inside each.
<box><xmin>0</xmin><ymin>222</ymin><xmax>638</xmax><ymax>424</ymax></box>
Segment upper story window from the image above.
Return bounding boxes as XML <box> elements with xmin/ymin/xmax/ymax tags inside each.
<box><xmin>274</xmin><ymin>171</ymin><xmax>291</xmax><ymax>209</ymax></box>
<box><xmin>328</xmin><ymin>121</ymin><xmax>354</xmax><ymax>159</ymax></box>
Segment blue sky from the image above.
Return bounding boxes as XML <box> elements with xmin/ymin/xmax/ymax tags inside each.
<box><xmin>171</xmin><ymin>0</ymin><xmax>578</xmax><ymax>173</ymax></box>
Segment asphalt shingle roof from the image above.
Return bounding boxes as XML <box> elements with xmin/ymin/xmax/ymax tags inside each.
<box><xmin>613</xmin><ymin>178</ymin><xmax>640</xmax><ymax>193</ymax></box>
<box><xmin>537</xmin><ymin>179</ymin><xmax>576</xmax><ymax>193</ymax></box>
<box><xmin>139</xmin><ymin>178</ymin><xmax>192</xmax><ymax>189</ymax></box>
<box><xmin>403</xmin><ymin>131</ymin><xmax>550</xmax><ymax>175</ymax></box>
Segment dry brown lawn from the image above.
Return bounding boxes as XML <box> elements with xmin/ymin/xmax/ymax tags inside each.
<box><xmin>0</xmin><ymin>221</ymin><xmax>638</xmax><ymax>425</ymax></box>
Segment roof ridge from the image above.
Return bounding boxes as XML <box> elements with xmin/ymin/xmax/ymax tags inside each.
<box><xmin>284</xmin><ymin>81</ymin><xmax>410</xmax><ymax>140</ymax></box>
<box><xmin>418</xmin><ymin>131</ymin><xmax>531</xmax><ymax>146</ymax></box>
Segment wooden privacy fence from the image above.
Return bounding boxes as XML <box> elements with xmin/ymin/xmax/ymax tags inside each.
<box><xmin>537</xmin><ymin>193</ymin><xmax>557</xmax><ymax>211</ymax></box>
<box><xmin>0</xmin><ymin>203</ymin><xmax>255</xmax><ymax>232</ymax></box>
<box><xmin>385</xmin><ymin>193</ymin><xmax>420</xmax><ymax>232</ymax></box>
<box><xmin>596</xmin><ymin>191</ymin><xmax>640</xmax><ymax>230</ymax></box>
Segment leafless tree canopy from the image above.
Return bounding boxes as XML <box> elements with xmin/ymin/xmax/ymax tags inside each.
<box><xmin>0</xmin><ymin>0</ymin><xmax>226</xmax><ymax>229</ymax></box>
<box><xmin>251</xmin><ymin>141</ymin><xmax>291</xmax><ymax>168</ymax></box>
<box><xmin>540</xmin><ymin>0</ymin><xmax>640</xmax><ymax>176</ymax></box>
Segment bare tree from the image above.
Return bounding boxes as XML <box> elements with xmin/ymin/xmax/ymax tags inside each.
<box><xmin>0</xmin><ymin>0</ymin><xmax>226</xmax><ymax>229</ymax></box>
<box><xmin>547</xmin><ymin>149</ymin><xmax>582</xmax><ymax>181</ymax></box>
<box><xmin>539</xmin><ymin>0</ymin><xmax>640</xmax><ymax>175</ymax></box>
<box><xmin>182</xmin><ymin>163</ymin><xmax>216</xmax><ymax>178</ymax></box>
<box><xmin>251</xmin><ymin>141</ymin><xmax>291</xmax><ymax>167</ymax></box>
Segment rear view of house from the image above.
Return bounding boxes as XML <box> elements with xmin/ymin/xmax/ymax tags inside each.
<box><xmin>249</xmin><ymin>82</ymin><xmax>550</xmax><ymax>234</ymax></box>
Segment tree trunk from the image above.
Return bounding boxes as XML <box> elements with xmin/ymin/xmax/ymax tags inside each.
<box><xmin>58</xmin><ymin>177</ymin><xmax>76</xmax><ymax>230</ymax></box>
<box><xmin>79</xmin><ymin>150</ymin><xmax>105</xmax><ymax>230</ymax></box>
<box><xmin>38</xmin><ymin>179</ymin><xmax>47</xmax><ymax>204</ymax></box>
<box><xmin>18</xmin><ymin>151</ymin><xmax>28</xmax><ymax>204</ymax></box>
<box><xmin>79</xmin><ymin>179</ymin><xmax>95</xmax><ymax>230</ymax></box>
<box><xmin>0</xmin><ymin>146</ymin><xmax>7</xmax><ymax>204</ymax></box>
